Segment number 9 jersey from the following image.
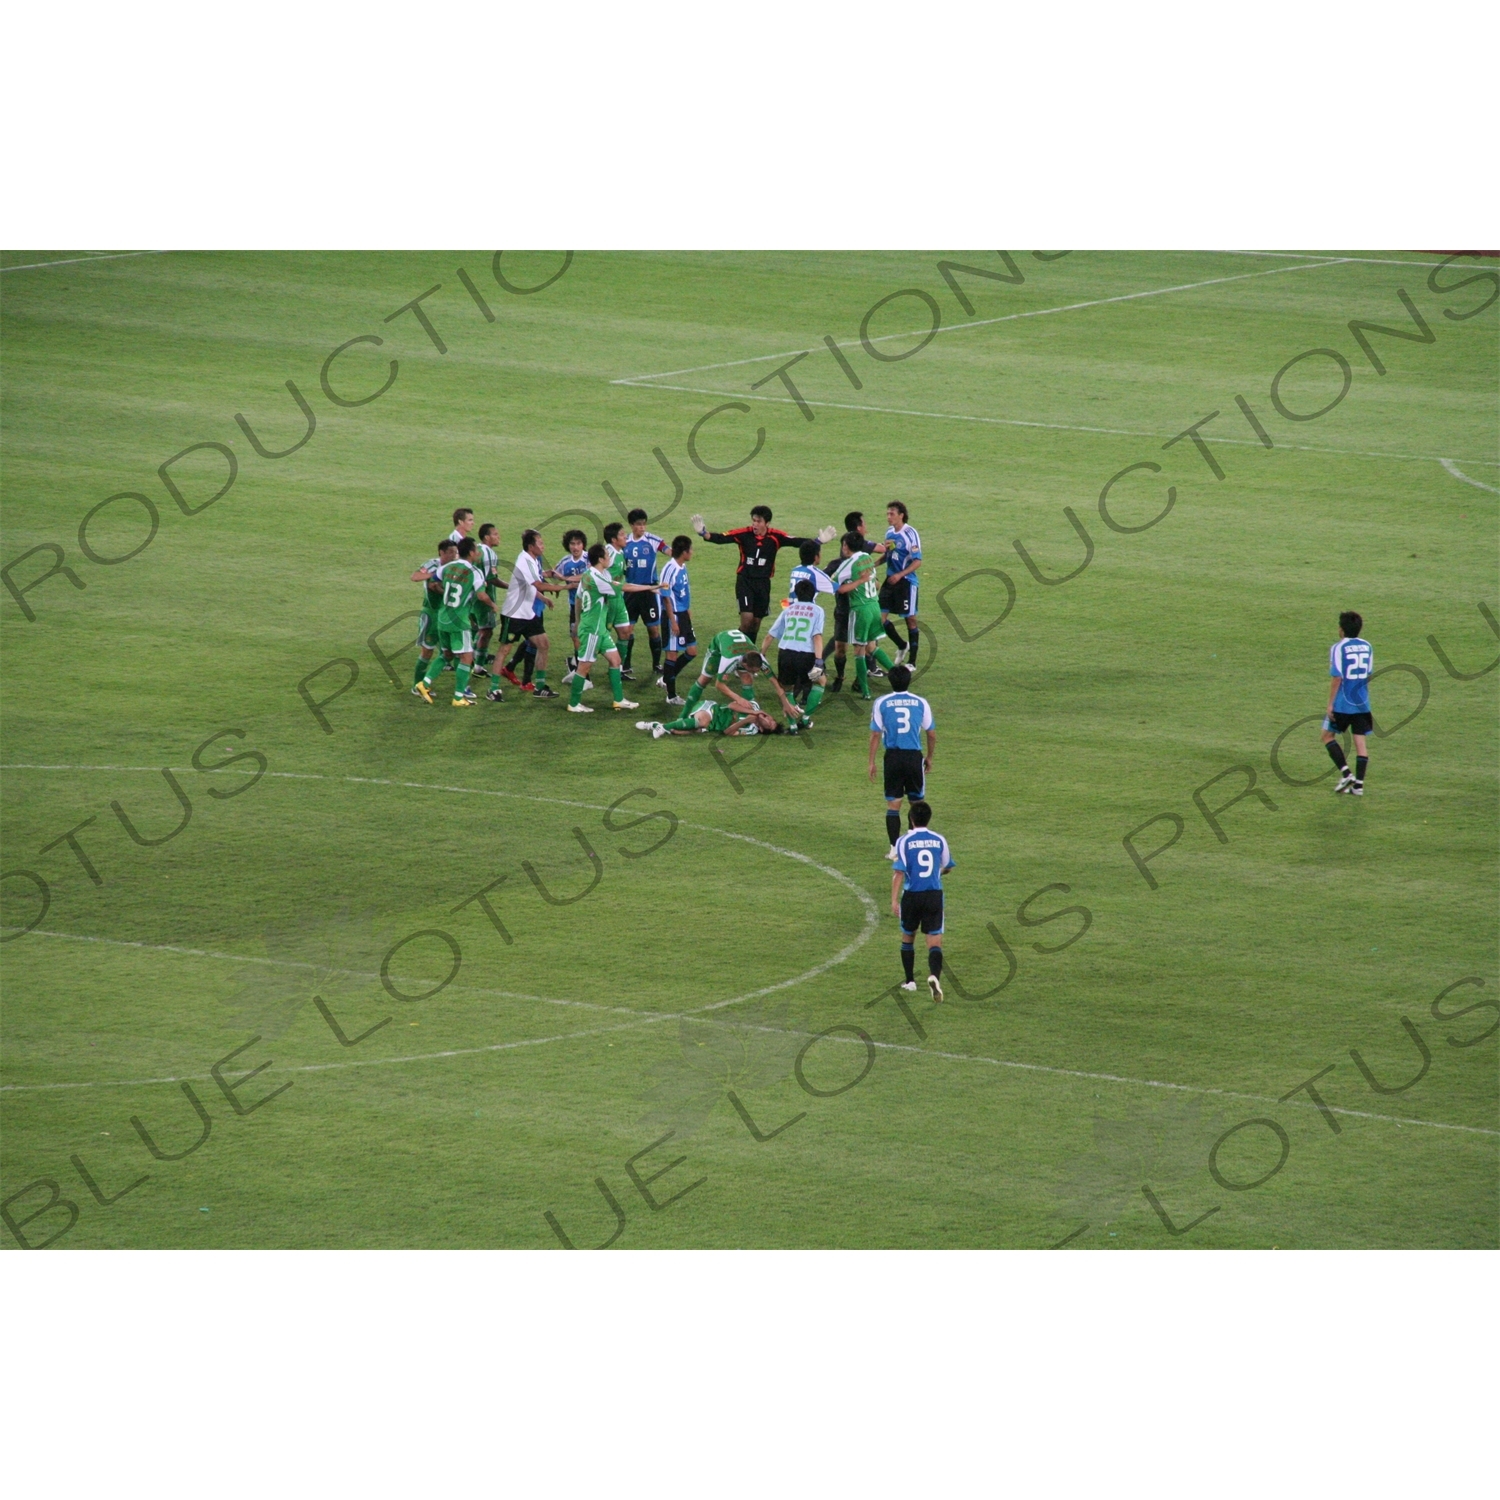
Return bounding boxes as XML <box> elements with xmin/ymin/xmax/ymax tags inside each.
<box><xmin>891</xmin><ymin>829</ymin><xmax>953</xmax><ymax>892</ymax></box>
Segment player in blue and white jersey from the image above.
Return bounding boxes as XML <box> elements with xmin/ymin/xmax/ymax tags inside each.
<box><xmin>879</xmin><ymin>501</ymin><xmax>923</xmax><ymax>665</ymax></box>
<box><xmin>659</xmin><ymin>535</ymin><xmax>697</xmax><ymax>703</ymax></box>
<box><xmin>788</xmin><ymin>539</ymin><xmax>837</xmax><ymax>604</ymax></box>
<box><xmin>622</xmin><ymin>508</ymin><xmax>670</xmax><ymax>680</ymax></box>
<box><xmin>1321</xmin><ymin>610</ymin><xmax>1374</xmax><ymax>795</ymax></box>
<box><xmin>890</xmin><ymin>801</ymin><xmax>954</xmax><ymax>1002</ymax></box>
<box><xmin>869</xmin><ymin>665</ymin><xmax>936</xmax><ymax>847</ymax></box>
<box><xmin>555</xmin><ymin>529</ymin><xmax>591</xmax><ymax>683</ymax></box>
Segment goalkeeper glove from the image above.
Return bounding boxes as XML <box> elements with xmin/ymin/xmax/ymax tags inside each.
<box><xmin>816</xmin><ymin>525</ymin><xmax>836</xmax><ymax>544</ymax></box>
<box><xmin>690</xmin><ymin>513</ymin><xmax>707</xmax><ymax>537</ymax></box>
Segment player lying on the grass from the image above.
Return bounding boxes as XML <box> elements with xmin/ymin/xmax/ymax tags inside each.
<box><xmin>555</xmin><ymin>529</ymin><xmax>590</xmax><ymax>682</ymax></box>
<box><xmin>870</xmin><ymin>664</ymin><xmax>935</xmax><ymax>846</ymax></box>
<box><xmin>411</xmin><ymin>538</ymin><xmax>459</xmax><ymax>689</ymax></box>
<box><xmin>567</xmin><ymin>543</ymin><xmax>654</xmax><ymax>713</ymax></box>
<box><xmin>766</xmin><ymin>579</ymin><xmax>826</xmax><ymax>729</ymax></box>
<box><xmin>690</xmin><ymin>504</ymin><xmax>836</xmax><ymax>642</ymax></box>
<box><xmin>620</xmin><ymin>509</ymin><xmax>670</xmax><ymax>680</ymax></box>
<box><xmin>890</xmin><ymin>800</ymin><xmax>953</xmax><ymax>1003</ymax></box>
<box><xmin>837</xmin><ymin>531</ymin><xmax>897</xmax><ymax>699</ymax></box>
<box><xmin>415</xmin><ymin>538</ymin><xmax>495</xmax><ymax>707</ymax></box>
<box><xmin>1322</xmin><ymin>609</ymin><xmax>1374</xmax><ymax>795</ymax></box>
<box><xmin>679</xmin><ymin>629</ymin><xmax>766</xmax><ymax>713</ymax></box>
<box><xmin>879</xmin><ymin>501</ymin><xmax>922</xmax><ymax>666</ymax></box>
<box><xmin>636</xmin><ymin>684</ymin><xmax>783</xmax><ymax>738</ymax></box>
<box><xmin>659</xmin><ymin>534</ymin><xmax>696</xmax><ymax>704</ymax></box>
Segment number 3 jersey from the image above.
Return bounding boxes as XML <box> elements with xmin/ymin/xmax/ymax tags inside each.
<box><xmin>890</xmin><ymin>828</ymin><xmax>953</xmax><ymax>892</ymax></box>
<box><xmin>870</xmin><ymin>690</ymin><xmax>934</xmax><ymax>750</ymax></box>
<box><xmin>1329</xmin><ymin>636</ymin><xmax>1373</xmax><ymax>714</ymax></box>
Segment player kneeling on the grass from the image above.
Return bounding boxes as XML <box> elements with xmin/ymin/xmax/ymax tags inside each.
<box><xmin>659</xmin><ymin>535</ymin><xmax>697</xmax><ymax>703</ymax></box>
<box><xmin>870</xmin><ymin>664</ymin><xmax>936</xmax><ymax>846</ymax></box>
<box><xmin>766</xmin><ymin>579</ymin><xmax>826</xmax><ymax>729</ymax></box>
<box><xmin>568</xmin><ymin>544</ymin><xmax>643</xmax><ymax>713</ymax></box>
<box><xmin>637</xmin><ymin>684</ymin><xmax>781</xmax><ymax>739</ymax></box>
<box><xmin>410</xmin><ymin>538</ymin><xmax>459</xmax><ymax>692</ymax></box>
<box><xmin>1322</xmin><ymin>610</ymin><xmax>1374</xmax><ymax>795</ymax></box>
<box><xmin>680</xmin><ymin>629</ymin><xmax>761</xmax><ymax>713</ymax></box>
<box><xmin>415</xmin><ymin>538</ymin><xmax>494</xmax><ymax>707</ymax></box>
<box><xmin>890</xmin><ymin>801</ymin><xmax>954</xmax><ymax>1002</ymax></box>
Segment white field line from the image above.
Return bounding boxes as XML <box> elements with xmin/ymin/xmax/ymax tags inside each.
<box><xmin>677</xmin><ymin>1017</ymin><xmax>1500</xmax><ymax>1138</ymax></box>
<box><xmin>0</xmin><ymin>764</ymin><xmax>879</xmax><ymax>1090</ymax></box>
<box><xmin>0</xmin><ymin>251</ymin><xmax>167</xmax><ymax>273</ymax></box>
<box><xmin>9</xmin><ymin>927</ymin><xmax>1490</xmax><ymax>1139</ymax></box>
<box><xmin>610</xmin><ymin>259</ymin><xmax>1352</xmax><ymax>385</ymax></box>
<box><xmin>610</xmin><ymin>379</ymin><xmax>1500</xmax><ymax>469</ymax></box>
<box><xmin>1441</xmin><ymin>458</ymin><xmax>1500</xmax><ymax>493</ymax></box>
<box><xmin>1215</xmin><ymin>250</ymin><xmax>1499</xmax><ymax>270</ymax></box>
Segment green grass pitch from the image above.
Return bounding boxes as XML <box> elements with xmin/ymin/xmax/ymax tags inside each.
<box><xmin>1</xmin><ymin>248</ymin><xmax>1495</xmax><ymax>1249</ymax></box>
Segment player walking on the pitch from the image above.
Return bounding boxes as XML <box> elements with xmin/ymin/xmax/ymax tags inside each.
<box><xmin>869</xmin><ymin>664</ymin><xmax>936</xmax><ymax>846</ymax></box>
<box><xmin>692</xmin><ymin>504</ymin><xmax>835</xmax><ymax>641</ymax></box>
<box><xmin>415</xmin><ymin>538</ymin><xmax>494</xmax><ymax>707</ymax></box>
<box><xmin>890</xmin><ymin>801</ymin><xmax>954</xmax><ymax>1002</ymax></box>
<box><xmin>499</xmin><ymin>529</ymin><xmax>566</xmax><ymax>699</ymax></box>
<box><xmin>410</xmin><ymin>538</ymin><xmax>459</xmax><ymax>692</ymax></box>
<box><xmin>471</xmin><ymin>523</ymin><xmax>503</xmax><ymax>675</ymax></box>
<box><xmin>879</xmin><ymin>501</ymin><xmax>923</xmax><ymax>666</ymax></box>
<box><xmin>659</xmin><ymin>535</ymin><xmax>697</xmax><ymax>704</ymax></box>
<box><xmin>1321</xmin><ymin>610</ymin><xmax>1374</xmax><ymax>795</ymax></box>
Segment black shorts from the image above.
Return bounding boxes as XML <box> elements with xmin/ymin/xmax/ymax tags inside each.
<box><xmin>834</xmin><ymin>594</ymin><xmax>851</xmax><ymax>643</ymax></box>
<box><xmin>900</xmin><ymin>888</ymin><xmax>944</xmax><ymax>936</ymax></box>
<box><xmin>502</xmin><ymin>613</ymin><xmax>544</xmax><ymax>641</ymax></box>
<box><xmin>1327</xmin><ymin>710</ymin><xmax>1373</xmax><ymax>734</ymax></box>
<box><xmin>736</xmin><ymin>574</ymin><xmax>772</xmax><ymax>620</ymax></box>
<box><xmin>626</xmin><ymin>591</ymin><xmax>660</xmax><ymax>626</ymax></box>
<box><xmin>667</xmin><ymin>610</ymin><xmax>695</xmax><ymax>650</ymax></box>
<box><xmin>883</xmin><ymin>748</ymin><xmax>926</xmax><ymax>802</ymax></box>
<box><xmin>879</xmin><ymin>577</ymin><xmax>912</xmax><ymax>617</ymax></box>
<box><xmin>778</xmin><ymin>648</ymin><xmax>816</xmax><ymax>690</ymax></box>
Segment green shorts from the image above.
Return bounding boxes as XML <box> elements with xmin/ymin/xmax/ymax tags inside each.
<box><xmin>470</xmin><ymin>602</ymin><xmax>497</xmax><ymax>631</ymax></box>
<box><xmin>607</xmin><ymin>595</ymin><xmax>630</xmax><ymax>629</ymax></box>
<box><xmin>852</xmin><ymin>605</ymin><xmax>883</xmax><ymax>646</ymax></box>
<box><xmin>577</xmin><ymin>617</ymin><xmax>617</xmax><ymax>663</ymax></box>
<box><xmin>417</xmin><ymin>612</ymin><xmax>441</xmax><ymax>651</ymax></box>
<box><xmin>436</xmin><ymin>625</ymin><xmax>474</xmax><ymax>656</ymax></box>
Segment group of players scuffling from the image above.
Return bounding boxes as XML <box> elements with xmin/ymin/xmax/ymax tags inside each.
<box><xmin>408</xmin><ymin>503</ymin><xmax>1379</xmax><ymax>1001</ymax></box>
<box><xmin>409</xmin><ymin>500</ymin><xmax>956</xmax><ymax>1001</ymax></box>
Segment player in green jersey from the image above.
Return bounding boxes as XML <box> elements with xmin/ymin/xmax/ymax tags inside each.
<box><xmin>414</xmin><ymin>537</ymin><xmax>495</xmax><ymax>707</ymax></box>
<box><xmin>836</xmin><ymin>531</ymin><xmax>896</xmax><ymax>699</ymax></box>
<box><xmin>566</xmin><ymin>543</ymin><xmax>654</xmax><ymax>713</ymax></box>
<box><xmin>601</xmin><ymin>522</ymin><xmax>637</xmax><ymax>679</ymax></box>
<box><xmin>635</xmin><ymin>684</ymin><xmax>780</xmax><ymax>738</ymax></box>
<box><xmin>678</xmin><ymin>629</ymin><xmax>765</xmax><ymax>714</ymax></box>
<box><xmin>471</xmin><ymin>523</ymin><xmax>504</xmax><ymax>674</ymax></box>
<box><xmin>410</xmin><ymin>538</ymin><xmax>459</xmax><ymax>690</ymax></box>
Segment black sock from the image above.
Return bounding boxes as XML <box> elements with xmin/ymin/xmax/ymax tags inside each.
<box><xmin>663</xmin><ymin>658</ymin><xmax>679</xmax><ymax>693</ymax></box>
<box><xmin>884</xmin><ymin>620</ymin><xmax>906</xmax><ymax>650</ymax></box>
<box><xmin>1356</xmin><ymin>755</ymin><xmax>1368</xmax><ymax>783</ymax></box>
<box><xmin>834</xmin><ymin>655</ymin><xmax>846</xmax><ymax>683</ymax></box>
<box><xmin>650</xmin><ymin>637</ymin><xmax>662</xmax><ymax>671</ymax></box>
<box><xmin>522</xmin><ymin>649</ymin><xmax>536</xmax><ymax>685</ymax></box>
<box><xmin>901</xmin><ymin>944</ymin><xmax>915</xmax><ymax>983</ymax></box>
<box><xmin>1326</xmin><ymin>740</ymin><xmax>1348</xmax><ymax>771</ymax></box>
<box><xmin>908</xmin><ymin>624</ymin><xmax>919</xmax><ymax>665</ymax></box>
<box><xmin>928</xmin><ymin>947</ymin><xmax>943</xmax><ymax>978</ymax></box>
<box><xmin>886</xmin><ymin>810</ymin><xmax>901</xmax><ymax>846</ymax></box>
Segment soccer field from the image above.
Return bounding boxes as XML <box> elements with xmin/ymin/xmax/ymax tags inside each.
<box><xmin>2</xmin><ymin>248</ymin><xmax>1496</xmax><ymax>1249</ymax></box>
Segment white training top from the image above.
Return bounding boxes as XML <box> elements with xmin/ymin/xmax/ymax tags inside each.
<box><xmin>503</xmin><ymin>551</ymin><xmax>544</xmax><ymax>619</ymax></box>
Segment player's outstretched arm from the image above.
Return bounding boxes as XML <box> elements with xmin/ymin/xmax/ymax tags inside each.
<box><xmin>411</xmin><ymin>566</ymin><xmax>435</xmax><ymax>582</ymax></box>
